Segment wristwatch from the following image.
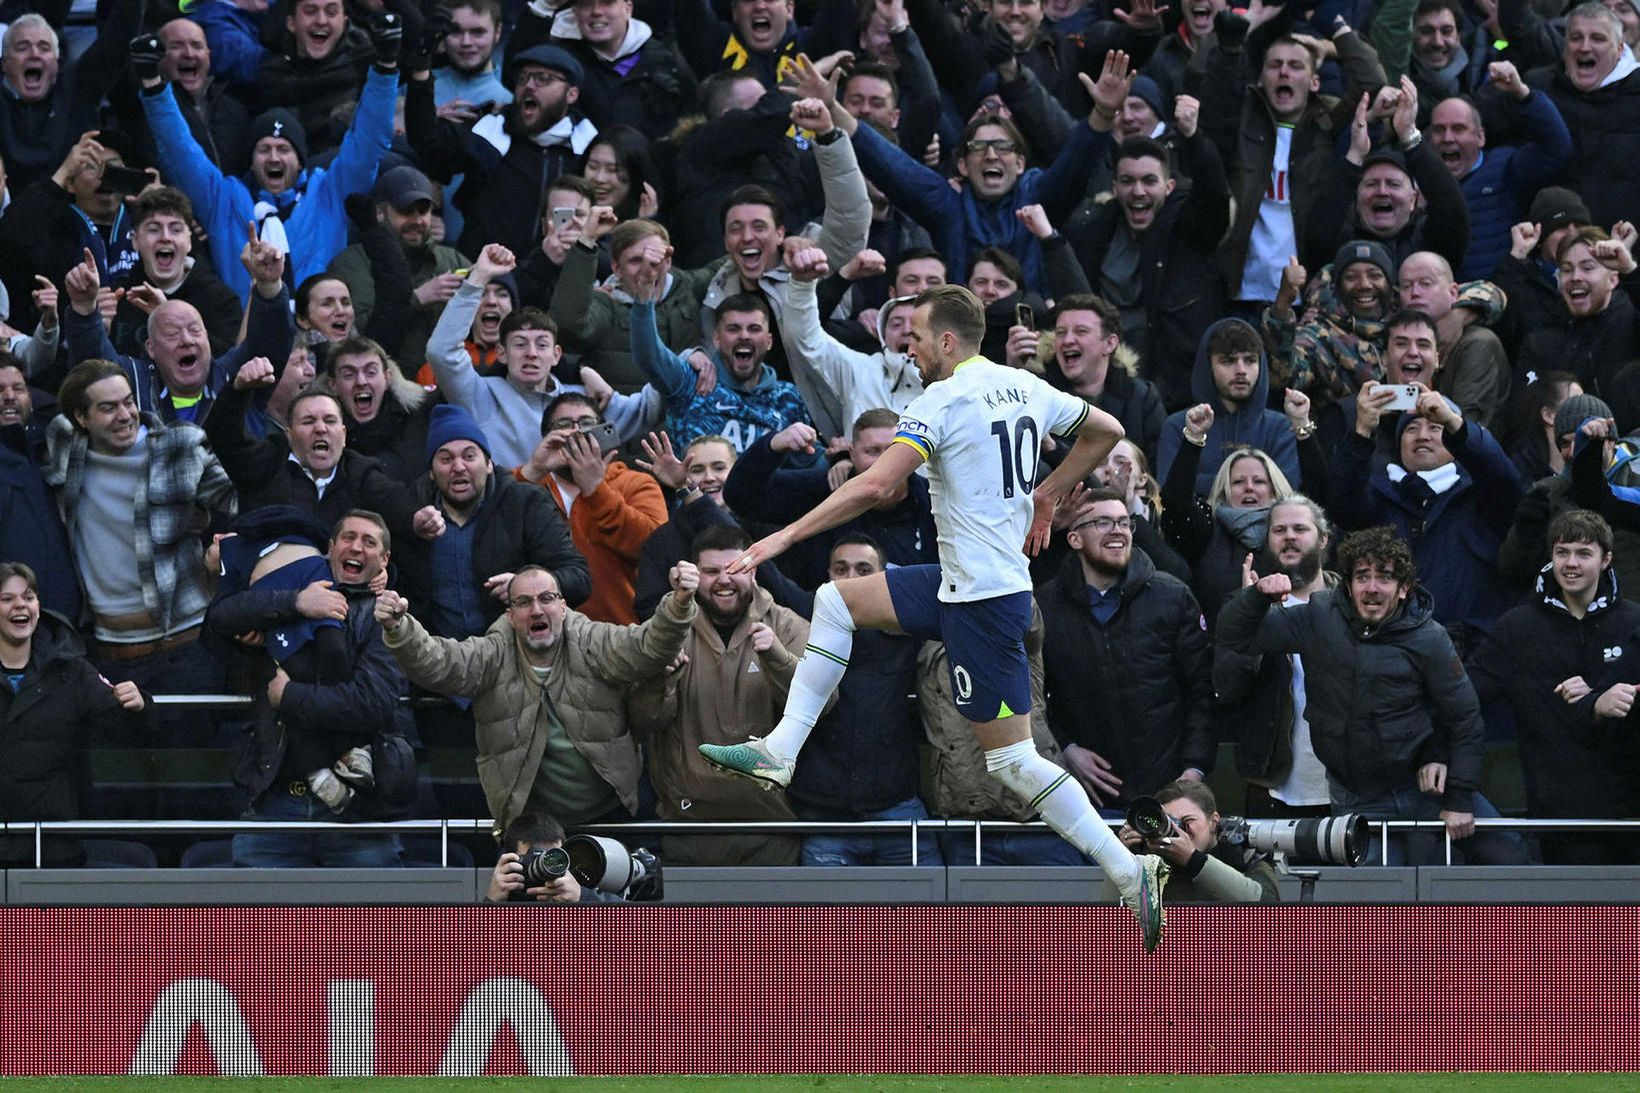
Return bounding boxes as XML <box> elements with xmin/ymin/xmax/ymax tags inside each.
<box><xmin>1400</xmin><ymin>127</ymin><xmax>1423</xmax><ymax>151</ymax></box>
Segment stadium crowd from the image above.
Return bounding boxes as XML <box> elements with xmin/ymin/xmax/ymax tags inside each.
<box><xmin>0</xmin><ymin>0</ymin><xmax>1638</xmax><ymax>877</ymax></box>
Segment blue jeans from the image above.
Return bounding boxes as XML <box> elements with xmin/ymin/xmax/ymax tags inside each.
<box><xmin>234</xmin><ymin>782</ymin><xmax>402</xmax><ymax>868</ymax></box>
<box><xmin>800</xmin><ymin>797</ymin><xmax>945</xmax><ymax>867</ymax></box>
<box><xmin>1331</xmin><ymin>781</ymin><xmax>1532</xmax><ymax>866</ymax></box>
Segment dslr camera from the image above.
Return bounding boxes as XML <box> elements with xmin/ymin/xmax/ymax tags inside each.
<box><xmin>518</xmin><ymin>835</ymin><xmax>663</xmax><ymax>901</ymax></box>
<box><xmin>1127</xmin><ymin>795</ymin><xmax>1367</xmax><ymax>867</ymax></box>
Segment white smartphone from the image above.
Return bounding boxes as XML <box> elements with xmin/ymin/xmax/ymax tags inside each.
<box><xmin>1376</xmin><ymin>383</ymin><xmax>1420</xmax><ymax>412</ymax></box>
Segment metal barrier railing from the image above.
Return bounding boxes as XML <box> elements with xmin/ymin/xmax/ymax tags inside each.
<box><xmin>11</xmin><ymin>817</ymin><xmax>1640</xmax><ymax>869</ymax></box>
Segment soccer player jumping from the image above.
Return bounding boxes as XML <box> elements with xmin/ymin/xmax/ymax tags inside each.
<box><xmin>697</xmin><ymin>269</ymin><xmax>1170</xmax><ymax>951</ymax></box>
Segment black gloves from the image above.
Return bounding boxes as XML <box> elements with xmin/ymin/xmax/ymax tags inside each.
<box><xmin>1213</xmin><ymin>9</ymin><xmax>1250</xmax><ymax>51</ymax></box>
<box><xmin>369</xmin><ymin>10</ymin><xmax>404</xmax><ymax>66</ymax></box>
<box><xmin>129</xmin><ymin>33</ymin><xmax>164</xmax><ymax>83</ymax></box>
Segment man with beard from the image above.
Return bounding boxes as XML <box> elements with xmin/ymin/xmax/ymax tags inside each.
<box><xmin>1471</xmin><ymin>508</ymin><xmax>1640</xmax><ymax>863</ymax></box>
<box><xmin>1527</xmin><ymin>3</ymin><xmax>1640</xmax><ymax>233</ymax></box>
<box><xmin>631</xmin><ymin>523</ymin><xmax>811</xmax><ymax>866</ymax></box>
<box><xmin>328</xmin><ymin>166</ymin><xmax>470</xmax><ymax>372</ymax></box>
<box><xmin>1331</xmin><ymin>382</ymin><xmax>1522</xmax><ymax>655</ymax></box>
<box><xmin>1220</xmin><ymin>525</ymin><xmax>1529</xmax><ymax>865</ymax></box>
<box><xmin>632</xmin><ymin>253</ymin><xmax>811</xmax><ymax>456</ymax></box>
<box><xmin>110</xmin><ymin>187</ymin><xmax>242</xmax><ymax>361</ymax></box>
<box><xmin>1301</xmin><ymin>76</ymin><xmax>1470</xmax><ymax>276</ymax></box>
<box><xmin>61</xmin><ymin>236</ymin><xmax>295</xmax><ymax>425</ymax></box>
<box><xmin>406</xmin><ymin>43</ymin><xmax>599</xmax><ymax>259</ymax></box>
<box><xmin>1212</xmin><ymin>495</ymin><xmax>1334</xmax><ymax>817</ymax></box>
<box><xmin>136</xmin><ymin>16</ymin><xmax>400</xmax><ymax>305</ymax></box>
<box><xmin>1516</xmin><ymin>227</ymin><xmax>1640</xmax><ymax>429</ymax></box>
<box><xmin>1038</xmin><ymin>488</ymin><xmax>1215</xmax><ymax>812</ymax></box>
<box><xmin>394</xmin><ymin>403</ymin><xmax>590</xmax><ymax>640</ymax></box>
<box><xmin>377</xmin><ymin>559</ymin><xmax>697</xmax><ymax>835</ymax></box>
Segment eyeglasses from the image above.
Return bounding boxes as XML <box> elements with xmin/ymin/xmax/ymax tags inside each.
<box><xmin>548</xmin><ymin>416</ymin><xmax>600</xmax><ymax>432</ymax></box>
<box><xmin>966</xmin><ymin>139</ymin><xmax>1016</xmax><ymax>155</ymax></box>
<box><xmin>1071</xmin><ymin>516</ymin><xmax>1134</xmax><ymax>534</ymax></box>
<box><xmin>508</xmin><ymin>591</ymin><xmax>565</xmax><ymax>610</ymax></box>
<box><xmin>517</xmin><ymin>69</ymin><xmax>569</xmax><ymax>89</ymax></box>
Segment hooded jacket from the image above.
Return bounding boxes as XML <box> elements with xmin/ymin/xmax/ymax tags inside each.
<box><xmin>779</xmin><ymin>276</ymin><xmax>925</xmax><ymax>430</ymax></box>
<box><xmin>140</xmin><ymin>68</ymin><xmax>396</xmax><ymax>304</ymax></box>
<box><xmin>1330</xmin><ymin>414</ymin><xmax>1523</xmax><ymax>639</ymax></box>
<box><xmin>1157</xmin><ymin>317</ymin><xmax>1300</xmax><ymax>497</ymax></box>
<box><xmin>1218</xmin><ymin>581</ymin><xmax>1484</xmax><ymax>811</ymax></box>
<box><xmin>1039</xmin><ymin>547</ymin><xmax>1216</xmax><ymax>804</ymax></box>
<box><xmin>1470</xmin><ymin>565</ymin><xmax>1640</xmax><ymax>820</ymax></box>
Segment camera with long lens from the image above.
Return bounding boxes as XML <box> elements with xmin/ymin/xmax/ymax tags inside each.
<box><xmin>1217</xmin><ymin>813</ymin><xmax>1368</xmax><ymax>867</ymax></box>
<box><xmin>564</xmin><ymin>834</ymin><xmax>663</xmax><ymax>901</ymax></box>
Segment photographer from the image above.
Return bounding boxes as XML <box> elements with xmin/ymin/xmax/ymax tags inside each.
<box><xmin>1110</xmin><ymin>782</ymin><xmax>1279</xmax><ymax>904</ymax></box>
<box><xmin>485</xmin><ymin>812</ymin><xmax>624</xmax><ymax>904</ymax></box>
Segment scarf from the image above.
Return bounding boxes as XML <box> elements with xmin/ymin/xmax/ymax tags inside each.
<box><xmin>1414</xmin><ymin>44</ymin><xmax>1469</xmax><ymax>100</ymax></box>
<box><xmin>1213</xmin><ymin>503</ymin><xmax>1271</xmax><ymax>553</ymax></box>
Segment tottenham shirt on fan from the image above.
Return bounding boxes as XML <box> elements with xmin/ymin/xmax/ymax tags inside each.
<box><xmin>892</xmin><ymin>357</ymin><xmax>1089</xmax><ymax>603</ymax></box>
<box><xmin>1240</xmin><ymin>123</ymin><xmax>1296</xmax><ymax>303</ymax></box>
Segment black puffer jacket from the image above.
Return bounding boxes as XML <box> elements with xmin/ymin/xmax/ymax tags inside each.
<box><xmin>0</xmin><ymin>613</ymin><xmax>142</xmax><ymax>865</ymax></box>
<box><xmin>1528</xmin><ymin>65</ymin><xmax>1640</xmax><ymax>233</ymax></box>
<box><xmin>1470</xmin><ymin>565</ymin><xmax>1640</xmax><ymax>820</ymax></box>
<box><xmin>395</xmin><ymin>472</ymin><xmax>591</xmax><ymax>626</ymax></box>
<box><xmin>1217</xmin><ymin>582</ymin><xmax>1484</xmax><ymax>811</ymax></box>
<box><xmin>1039</xmin><ymin>547</ymin><xmax>1215</xmax><ymax>805</ymax></box>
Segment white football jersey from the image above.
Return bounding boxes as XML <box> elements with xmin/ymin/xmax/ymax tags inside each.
<box><xmin>893</xmin><ymin>357</ymin><xmax>1090</xmax><ymax>602</ymax></box>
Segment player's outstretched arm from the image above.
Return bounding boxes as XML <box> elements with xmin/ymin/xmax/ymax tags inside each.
<box><xmin>1025</xmin><ymin>404</ymin><xmax>1125</xmax><ymax>555</ymax></box>
<box><xmin>728</xmin><ymin>441</ymin><xmax>926</xmax><ymax>574</ymax></box>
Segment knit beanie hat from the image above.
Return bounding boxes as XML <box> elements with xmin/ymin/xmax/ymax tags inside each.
<box><xmin>1333</xmin><ymin>239</ymin><xmax>1396</xmax><ymax>283</ymax></box>
<box><xmin>425</xmin><ymin>403</ymin><xmax>493</xmax><ymax>467</ymax></box>
<box><xmin>247</xmin><ymin>108</ymin><xmax>309</xmax><ymax>165</ymax></box>
<box><xmin>1554</xmin><ymin>393</ymin><xmax>1614</xmax><ymax>439</ymax></box>
<box><xmin>1128</xmin><ymin>75</ymin><xmax>1166</xmax><ymax>120</ymax></box>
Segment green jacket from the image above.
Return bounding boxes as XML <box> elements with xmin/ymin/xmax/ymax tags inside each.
<box><xmin>382</xmin><ymin>592</ymin><xmax>695</xmax><ymax>829</ymax></box>
<box><xmin>549</xmin><ymin>245</ymin><xmax>721</xmax><ymax>393</ymax></box>
<box><xmin>329</xmin><ymin>239</ymin><xmax>469</xmax><ymax>371</ymax></box>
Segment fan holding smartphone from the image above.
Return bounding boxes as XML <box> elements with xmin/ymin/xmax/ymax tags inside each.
<box><xmin>515</xmin><ymin>391</ymin><xmax>664</xmax><ymax>625</ymax></box>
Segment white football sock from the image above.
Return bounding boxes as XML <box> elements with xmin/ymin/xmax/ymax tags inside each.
<box><xmin>986</xmin><ymin>739</ymin><xmax>1142</xmax><ymax>898</ymax></box>
<box><xmin>761</xmin><ymin>582</ymin><xmax>855</xmax><ymax>759</ymax></box>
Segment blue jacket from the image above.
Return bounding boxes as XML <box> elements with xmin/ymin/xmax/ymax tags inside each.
<box><xmin>1458</xmin><ymin>90</ymin><xmax>1572</xmax><ymax>280</ymax></box>
<box><xmin>1157</xmin><ymin>318</ymin><xmax>1300</xmax><ymax>497</ymax></box>
<box><xmin>630</xmin><ymin>301</ymin><xmax>811</xmax><ymax>455</ymax></box>
<box><xmin>139</xmin><ymin>67</ymin><xmax>396</xmax><ymax>303</ymax></box>
<box><xmin>1330</xmin><ymin>415</ymin><xmax>1523</xmax><ymax>639</ymax></box>
<box><xmin>189</xmin><ymin>3</ymin><xmax>268</xmax><ymax>90</ymax></box>
<box><xmin>0</xmin><ymin>424</ymin><xmax>80</xmax><ymax>621</ymax></box>
<box><xmin>850</xmin><ymin>117</ymin><xmax>1109</xmax><ymax>297</ymax></box>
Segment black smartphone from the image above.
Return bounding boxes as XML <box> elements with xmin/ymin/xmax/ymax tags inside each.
<box><xmin>1015</xmin><ymin>302</ymin><xmax>1035</xmax><ymax>331</ymax></box>
<box><xmin>98</xmin><ymin>165</ymin><xmax>151</xmax><ymax>196</ymax></box>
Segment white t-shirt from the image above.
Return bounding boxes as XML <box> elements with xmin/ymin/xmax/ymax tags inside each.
<box><xmin>893</xmin><ymin>357</ymin><xmax>1090</xmax><ymax>603</ymax></box>
<box><xmin>1241</xmin><ymin>124</ymin><xmax>1296</xmax><ymax>303</ymax></box>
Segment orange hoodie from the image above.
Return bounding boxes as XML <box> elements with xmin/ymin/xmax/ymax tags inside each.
<box><xmin>516</xmin><ymin>461</ymin><xmax>668</xmax><ymax>625</ymax></box>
